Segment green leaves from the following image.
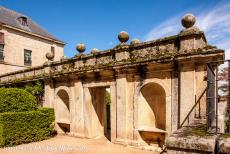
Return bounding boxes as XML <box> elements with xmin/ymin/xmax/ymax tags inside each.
<box><xmin>0</xmin><ymin>88</ymin><xmax>37</xmax><ymax>113</ymax></box>
<box><xmin>23</xmin><ymin>81</ymin><xmax>44</xmax><ymax>96</ymax></box>
<box><xmin>0</xmin><ymin>108</ymin><xmax>54</xmax><ymax>147</ymax></box>
<box><xmin>0</xmin><ymin>88</ymin><xmax>54</xmax><ymax>147</ymax></box>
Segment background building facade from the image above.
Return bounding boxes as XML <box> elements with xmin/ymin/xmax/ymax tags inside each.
<box><xmin>0</xmin><ymin>6</ymin><xmax>65</xmax><ymax>74</ymax></box>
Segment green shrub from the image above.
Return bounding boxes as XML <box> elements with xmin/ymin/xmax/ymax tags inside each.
<box><xmin>0</xmin><ymin>108</ymin><xmax>54</xmax><ymax>146</ymax></box>
<box><xmin>105</xmin><ymin>91</ymin><xmax>111</xmax><ymax>105</ymax></box>
<box><xmin>0</xmin><ymin>88</ymin><xmax>37</xmax><ymax>113</ymax></box>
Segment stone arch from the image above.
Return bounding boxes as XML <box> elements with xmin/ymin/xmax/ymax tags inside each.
<box><xmin>134</xmin><ymin>80</ymin><xmax>168</xmax><ymax>146</ymax></box>
<box><xmin>57</xmin><ymin>89</ymin><xmax>70</xmax><ymax>111</ymax></box>
<box><xmin>55</xmin><ymin>87</ymin><xmax>71</xmax><ymax>133</ymax></box>
<box><xmin>134</xmin><ymin>79</ymin><xmax>169</xmax><ymax>127</ymax></box>
<box><xmin>137</xmin><ymin>82</ymin><xmax>166</xmax><ymax>129</ymax></box>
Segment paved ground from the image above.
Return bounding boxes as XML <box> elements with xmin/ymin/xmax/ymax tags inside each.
<box><xmin>0</xmin><ymin>135</ymin><xmax>155</xmax><ymax>154</ymax></box>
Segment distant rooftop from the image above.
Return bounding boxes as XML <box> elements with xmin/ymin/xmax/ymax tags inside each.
<box><xmin>0</xmin><ymin>6</ymin><xmax>65</xmax><ymax>44</ymax></box>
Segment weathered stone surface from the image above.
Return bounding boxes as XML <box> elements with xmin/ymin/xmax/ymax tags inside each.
<box><xmin>130</xmin><ymin>39</ymin><xmax>140</xmax><ymax>45</ymax></box>
<box><xmin>166</xmin><ymin>125</ymin><xmax>217</xmax><ymax>153</ymax></box>
<box><xmin>46</xmin><ymin>52</ymin><xmax>54</xmax><ymax>61</ymax></box>
<box><xmin>167</xmin><ymin>135</ymin><xmax>216</xmax><ymax>153</ymax></box>
<box><xmin>118</xmin><ymin>31</ymin><xmax>129</xmax><ymax>43</ymax></box>
<box><xmin>76</xmin><ymin>43</ymin><xmax>86</xmax><ymax>53</ymax></box>
<box><xmin>219</xmin><ymin>137</ymin><xmax>230</xmax><ymax>154</ymax></box>
<box><xmin>91</xmin><ymin>48</ymin><xmax>99</xmax><ymax>54</ymax></box>
<box><xmin>181</xmin><ymin>13</ymin><xmax>196</xmax><ymax>28</ymax></box>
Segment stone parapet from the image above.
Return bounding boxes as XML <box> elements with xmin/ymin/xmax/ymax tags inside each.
<box><xmin>219</xmin><ymin>136</ymin><xmax>230</xmax><ymax>154</ymax></box>
<box><xmin>0</xmin><ymin>41</ymin><xmax>224</xmax><ymax>85</ymax></box>
<box><xmin>0</xmin><ymin>23</ymin><xmax>225</xmax><ymax>85</ymax></box>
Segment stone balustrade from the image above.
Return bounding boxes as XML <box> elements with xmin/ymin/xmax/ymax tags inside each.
<box><xmin>0</xmin><ymin>29</ymin><xmax>223</xmax><ymax>85</ymax></box>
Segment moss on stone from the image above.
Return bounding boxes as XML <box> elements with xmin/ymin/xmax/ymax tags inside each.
<box><xmin>182</xmin><ymin>124</ymin><xmax>213</xmax><ymax>137</ymax></box>
<box><xmin>220</xmin><ymin>134</ymin><xmax>230</xmax><ymax>138</ymax></box>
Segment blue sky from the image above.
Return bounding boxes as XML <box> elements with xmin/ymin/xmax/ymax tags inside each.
<box><xmin>1</xmin><ymin>0</ymin><xmax>230</xmax><ymax>58</ymax></box>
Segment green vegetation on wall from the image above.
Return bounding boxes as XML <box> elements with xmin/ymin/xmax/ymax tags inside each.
<box><xmin>23</xmin><ymin>81</ymin><xmax>44</xmax><ymax>96</ymax></box>
<box><xmin>105</xmin><ymin>91</ymin><xmax>111</xmax><ymax>105</ymax></box>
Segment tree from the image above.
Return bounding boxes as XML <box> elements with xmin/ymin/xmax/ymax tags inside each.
<box><xmin>218</xmin><ymin>67</ymin><xmax>228</xmax><ymax>97</ymax></box>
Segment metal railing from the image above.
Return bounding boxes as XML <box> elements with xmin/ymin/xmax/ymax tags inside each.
<box><xmin>206</xmin><ymin>60</ymin><xmax>230</xmax><ymax>134</ymax></box>
<box><xmin>179</xmin><ymin>87</ymin><xmax>207</xmax><ymax>128</ymax></box>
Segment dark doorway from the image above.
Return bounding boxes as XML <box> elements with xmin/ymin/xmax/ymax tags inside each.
<box><xmin>105</xmin><ymin>89</ymin><xmax>111</xmax><ymax>140</ymax></box>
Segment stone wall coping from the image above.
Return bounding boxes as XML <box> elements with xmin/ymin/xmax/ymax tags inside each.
<box><xmin>0</xmin><ymin>29</ymin><xmax>224</xmax><ymax>84</ymax></box>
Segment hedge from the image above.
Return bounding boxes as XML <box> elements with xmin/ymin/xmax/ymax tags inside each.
<box><xmin>0</xmin><ymin>108</ymin><xmax>54</xmax><ymax>146</ymax></box>
<box><xmin>0</xmin><ymin>88</ymin><xmax>37</xmax><ymax>113</ymax></box>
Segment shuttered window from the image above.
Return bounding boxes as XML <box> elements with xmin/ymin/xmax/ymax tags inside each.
<box><xmin>0</xmin><ymin>33</ymin><xmax>4</xmax><ymax>44</ymax></box>
<box><xmin>24</xmin><ymin>49</ymin><xmax>32</xmax><ymax>66</ymax></box>
<box><xmin>0</xmin><ymin>44</ymin><xmax>3</xmax><ymax>61</ymax></box>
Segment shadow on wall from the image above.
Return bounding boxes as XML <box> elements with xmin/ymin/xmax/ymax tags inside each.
<box><xmin>56</xmin><ymin>89</ymin><xmax>70</xmax><ymax>133</ymax></box>
<box><xmin>57</xmin><ymin>90</ymin><xmax>70</xmax><ymax>111</ymax></box>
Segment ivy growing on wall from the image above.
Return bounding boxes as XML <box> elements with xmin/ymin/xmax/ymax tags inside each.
<box><xmin>23</xmin><ymin>81</ymin><xmax>44</xmax><ymax>95</ymax></box>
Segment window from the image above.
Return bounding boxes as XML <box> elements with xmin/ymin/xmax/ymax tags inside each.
<box><xmin>0</xmin><ymin>44</ymin><xmax>3</xmax><ymax>62</ymax></box>
<box><xmin>18</xmin><ymin>17</ymin><xmax>28</xmax><ymax>26</ymax></box>
<box><xmin>24</xmin><ymin>49</ymin><xmax>32</xmax><ymax>66</ymax></box>
<box><xmin>0</xmin><ymin>32</ymin><xmax>4</xmax><ymax>44</ymax></box>
<box><xmin>51</xmin><ymin>46</ymin><xmax>55</xmax><ymax>59</ymax></box>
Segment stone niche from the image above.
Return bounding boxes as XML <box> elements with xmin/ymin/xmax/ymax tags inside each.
<box><xmin>55</xmin><ymin>89</ymin><xmax>71</xmax><ymax>134</ymax></box>
<box><xmin>136</xmin><ymin>82</ymin><xmax>166</xmax><ymax>147</ymax></box>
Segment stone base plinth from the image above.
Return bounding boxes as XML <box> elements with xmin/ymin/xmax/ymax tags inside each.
<box><xmin>166</xmin><ymin>124</ymin><xmax>217</xmax><ymax>154</ymax></box>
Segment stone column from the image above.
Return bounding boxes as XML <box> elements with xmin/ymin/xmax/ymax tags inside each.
<box><xmin>70</xmin><ymin>80</ymin><xmax>85</xmax><ymax>137</ymax></box>
<box><xmin>171</xmin><ymin>71</ymin><xmax>179</xmax><ymax>132</ymax></box>
<box><xmin>179</xmin><ymin>66</ymin><xmax>195</xmax><ymax>126</ymax></box>
<box><xmin>44</xmin><ymin>79</ymin><xmax>55</xmax><ymax>108</ymax></box>
<box><xmin>110</xmin><ymin>83</ymin><xmax>117</xmax><ymax>142</ymax></box>
<box><xmin>126</xmin><ymin>75</ymin><xmax>135</xmax><ymax>143</ymax></box>
<box><xmin>83</xmin><ymin>87</ymin><xmax>93</xmax><ymax>138</ymax></box>
<box><xmin>115</xmin><ymin>74</ymin><xmax>128</xmax><ymax>144</ymax></box>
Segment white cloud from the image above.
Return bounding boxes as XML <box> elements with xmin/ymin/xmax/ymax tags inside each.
<box><xmin>144</xmin><ymin>1</ymin><xmax>230</xmax><ymax>59</ymax></box>
<box><xmin>144</xmin><ymin>16</ymin><xmax>182</xmax><ymax>41</ymax></box>
<box><xmin>109</xmin><ymin>42</ymin><xmax>113</xmax><ymax>46</ymax></box>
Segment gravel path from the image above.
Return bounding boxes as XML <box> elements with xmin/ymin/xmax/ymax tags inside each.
<box><xmin>0</xmin><ymin>135</ymin><xmax>155</xmax><ymax>154</ymax></box>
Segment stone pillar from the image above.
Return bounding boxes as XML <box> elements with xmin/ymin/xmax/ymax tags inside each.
<box><xmin>116</xmin><ymin>75</ymin><xmax>128</xmax><ymax>143</ymax></box>
<box><xmin>70</xmin><ymin>80</ymin><xmax>85</xmax><ymax>137</ymax></box>
<box><xmin>179</xmin><ymin>67</ymin><xmax>195</xmax><ymax>126</ymax></box>
<box><xmin>126</xmin><ymin>75</ymin><xmax>135</xmax><ymax>143</ymax></box>
<box><xmin>44</xmin><ymin>79</ymin><xmax>55</xmax><ymax>108</ymax></box>
<box><xmin>110</xmin><ymin>83</ymin><xmax>117</xmax><ymax>142</ymax></box>
<box><xmin>83</xmin><ymin>87</ymin><xmax>93</xmax><ymax>138</ymax></box>
<box><xmin>171</xmin><ymin>71</ymin><xmax>179</xmax><ymax>132</ymax></box>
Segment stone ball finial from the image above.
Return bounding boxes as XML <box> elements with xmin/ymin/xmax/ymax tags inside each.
<box><xmin>181</xmin><ymin>13</ymin><xmax>196</xmax><ymax>29</ymax></box>
<box><xmin>118</xmin><ymin>31</ymin><xmax>129</xmax><ymax>43</ymax></box>
<box><xmin>130</xmin><ymin>39</ymin><xmax>140</xmax><ymax>45</ymax></box>
<box><xmin>46</xmin><ymin>52</ymin><xmax>54</xmax><ymax>61</ymax></box>
<box><xmin>76</xmin><ymin>43</ymin><xmax>86</xmax><ymax>53</ymax></box>
<box><xmin>91</xmin><ymin>48</ymin><xmax>99</xmax><ymax>54</ymax></box>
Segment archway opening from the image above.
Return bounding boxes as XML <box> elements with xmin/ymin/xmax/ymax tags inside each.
<box><xmin>137</xmin><ymin>82</ymin><xmax>166</xmax><ymax>146</ymax></box>
<box><xmin>56</xmin><ymin>89</ymin><xmax>70</xmax><ymax>133</ymax></box>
